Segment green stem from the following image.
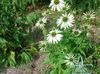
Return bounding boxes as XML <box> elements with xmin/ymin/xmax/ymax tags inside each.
<box><xmin>42</xmin><ymin>27</ymin><xmax>47</xmax><ymax>40</ymax></box>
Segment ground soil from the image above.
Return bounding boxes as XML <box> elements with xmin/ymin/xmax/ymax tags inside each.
<box><xmin>4</xmin><ymin>53</ymin><xmax>47</xmax><ymax>74</ymax></box>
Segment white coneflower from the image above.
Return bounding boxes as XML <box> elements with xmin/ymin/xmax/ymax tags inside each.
<box><xmin>49</xmin><ymin>0</ymin><xmax>65</xmax><ymax>11</ymax></box>
<box><xmin>57</xmin><ymin>13</ymin><xmax>75</xmax><ymax>29</ymax></box>
<box><xmin>39</xmin><ymin>41</ymin><xmax>47</xmax><ymax>51</ymax></box>
<box><xmin>65</xmin><ymin>54</ymin><xmax>78</xmax><ymax>67</ymax></box>
<box><xmin>83</xmin><ymin>12</ymin><xmax>95</xmax><ymax>20</ymax></box>
<box><xmin>47</xmin><ymin>29</ymin><xmax>63</xmax><ymax>44</ymax></box>
<box><xmin>35</xmin><ymin>17</ymin><xmax>47</xmax><ymax>29</ymax></box>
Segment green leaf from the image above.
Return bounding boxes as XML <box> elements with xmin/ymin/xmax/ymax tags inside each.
<box><xmin>0</xmin><ymin>37</ymin><xmax>7</xmax><ymax>48</ymax></box>
<box><xmin>20</xmin><ymin>52</ymin><xmax>32</xmax><ymax>63</ymax></box>
<box><xmin>8</xmin><ymin>51</ymin><xmax>16</xmax><ymax>66</ymax></box>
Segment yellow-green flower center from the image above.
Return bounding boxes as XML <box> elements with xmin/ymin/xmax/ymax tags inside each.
<box><xmin>87</xmin><ymin>15</ymin><xmax>90</xmax><ymax>18</ymax></box>
<box><xmin>63</xmin><ymin>17</ymin><xmax>68</xmax><ymax>22</ymax></box>
<box><xmin>42</xmin><ymin>44</ymin><xmax>46</xmax><ymax>47</ymax></box>
<box><xmin>51</xmin><ymin>32</ymin><xmax>56</xmax><ymax>37</ymax></box>
<box><xmin>40</xmin><ymin>21</ymin><xmax>43</xmax><ymax>24</ymax></box>
<box><xmin>54</xmin><ymin>0</ymin><xmax>59</xmax><ymax>4</ymax></box>
<box><xmin>69</xmin><ymin>58</ymin><xmax>73</xmax><ymax>62</ymax></box>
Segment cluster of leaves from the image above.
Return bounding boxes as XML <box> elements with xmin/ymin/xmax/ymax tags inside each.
<box><xmin>64</xmin><ymin>0</ymin><xmax>100</xmax><ymax>11</ymax></box>
<box><xmin>13</xmin><ymin>0</ymin><xmax>50</xmax><ymax>11</ymax></box>
<box><xmin>12</xmin><ymin>0</ymin><xmax>38</xmax><ymax>10</ymax></box>
<box><xmin>0</xmin><ymin>0</ymin><xmax>39</xmax><ymax>67</ymax></box>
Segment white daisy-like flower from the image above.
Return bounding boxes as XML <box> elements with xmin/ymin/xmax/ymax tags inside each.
<box><xmin>57</xmin><ymin>13</ymin><xmax>75</xmax><ymax>29</ymax></box>
<box><xmin>47</xmin><ymin>29</ymin><xmax>63</xmax><ymax>44</ymax></box>
<box><xmin>83</xmin><ymin>12</ymin><xmax>95</xmax><ymax>20</ymax></box>
<box><xmin>49</xmin><ymin>0</ymin><xmax>65</xmax><ymax>11</ymax></box>
<box><xmin>65</xmin><ymin>54</ymin><xmax>78</xmax><ymax>67</ymax></box>
<box><xmin>35</xmin><ymin>17</ymin><xmax>47</xmax><ymax>29</ymax></box>
<box><xmin>39</xmin><ymin>41</ymin><xmax>47</xmax><ymax>51</ymax></box>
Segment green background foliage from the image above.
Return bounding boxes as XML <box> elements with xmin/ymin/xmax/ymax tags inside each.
<box><xmin>0</xmin><ymin>0</ymin><xmax>39</xmax><ymax>67</ymax></box>
<box><xmin>64</xmin><ymin>0</ymin><xmax>100</xmax><ymax>11</ymax></box>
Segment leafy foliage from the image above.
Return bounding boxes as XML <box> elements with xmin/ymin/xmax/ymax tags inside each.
<box><xmin>0</xmin><ymin>0</ymin><xmax>38</xmax><ymax>67</ymax></box>
<box><xmin>64</xmin><ymin>0</ymin><xmax>100</xmax><ymax>11</ymax></box>
<box><xmin>0</xmin><ymin>0</ymin><xmax>100</xmax><ymax>74</ymax></box>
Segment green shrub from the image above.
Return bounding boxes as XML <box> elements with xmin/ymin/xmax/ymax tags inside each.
<box><xmin>0</xmin><ymin>0</ymin><xmax>38</xmax><ymax>67</ymax></box>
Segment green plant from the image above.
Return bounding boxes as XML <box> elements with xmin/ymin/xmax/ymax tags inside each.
<box><xmin>64</xmin><ymin>0</ymin><xmax>100</xmax><ymax>11</ymax></box>
<box><xmin>13</xmin><ymin>0</ymin><xmax>38</xmax><ymax>10</ymax></box>
<box><xmin>0</xmin><ymin>0</ymin><xmax>38</xmax><ymax>67</ymax></box>
<box><xmin>35</xmin><ymin>0</ymin><xmax>100</xmax><ymax>74</ymax></box>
